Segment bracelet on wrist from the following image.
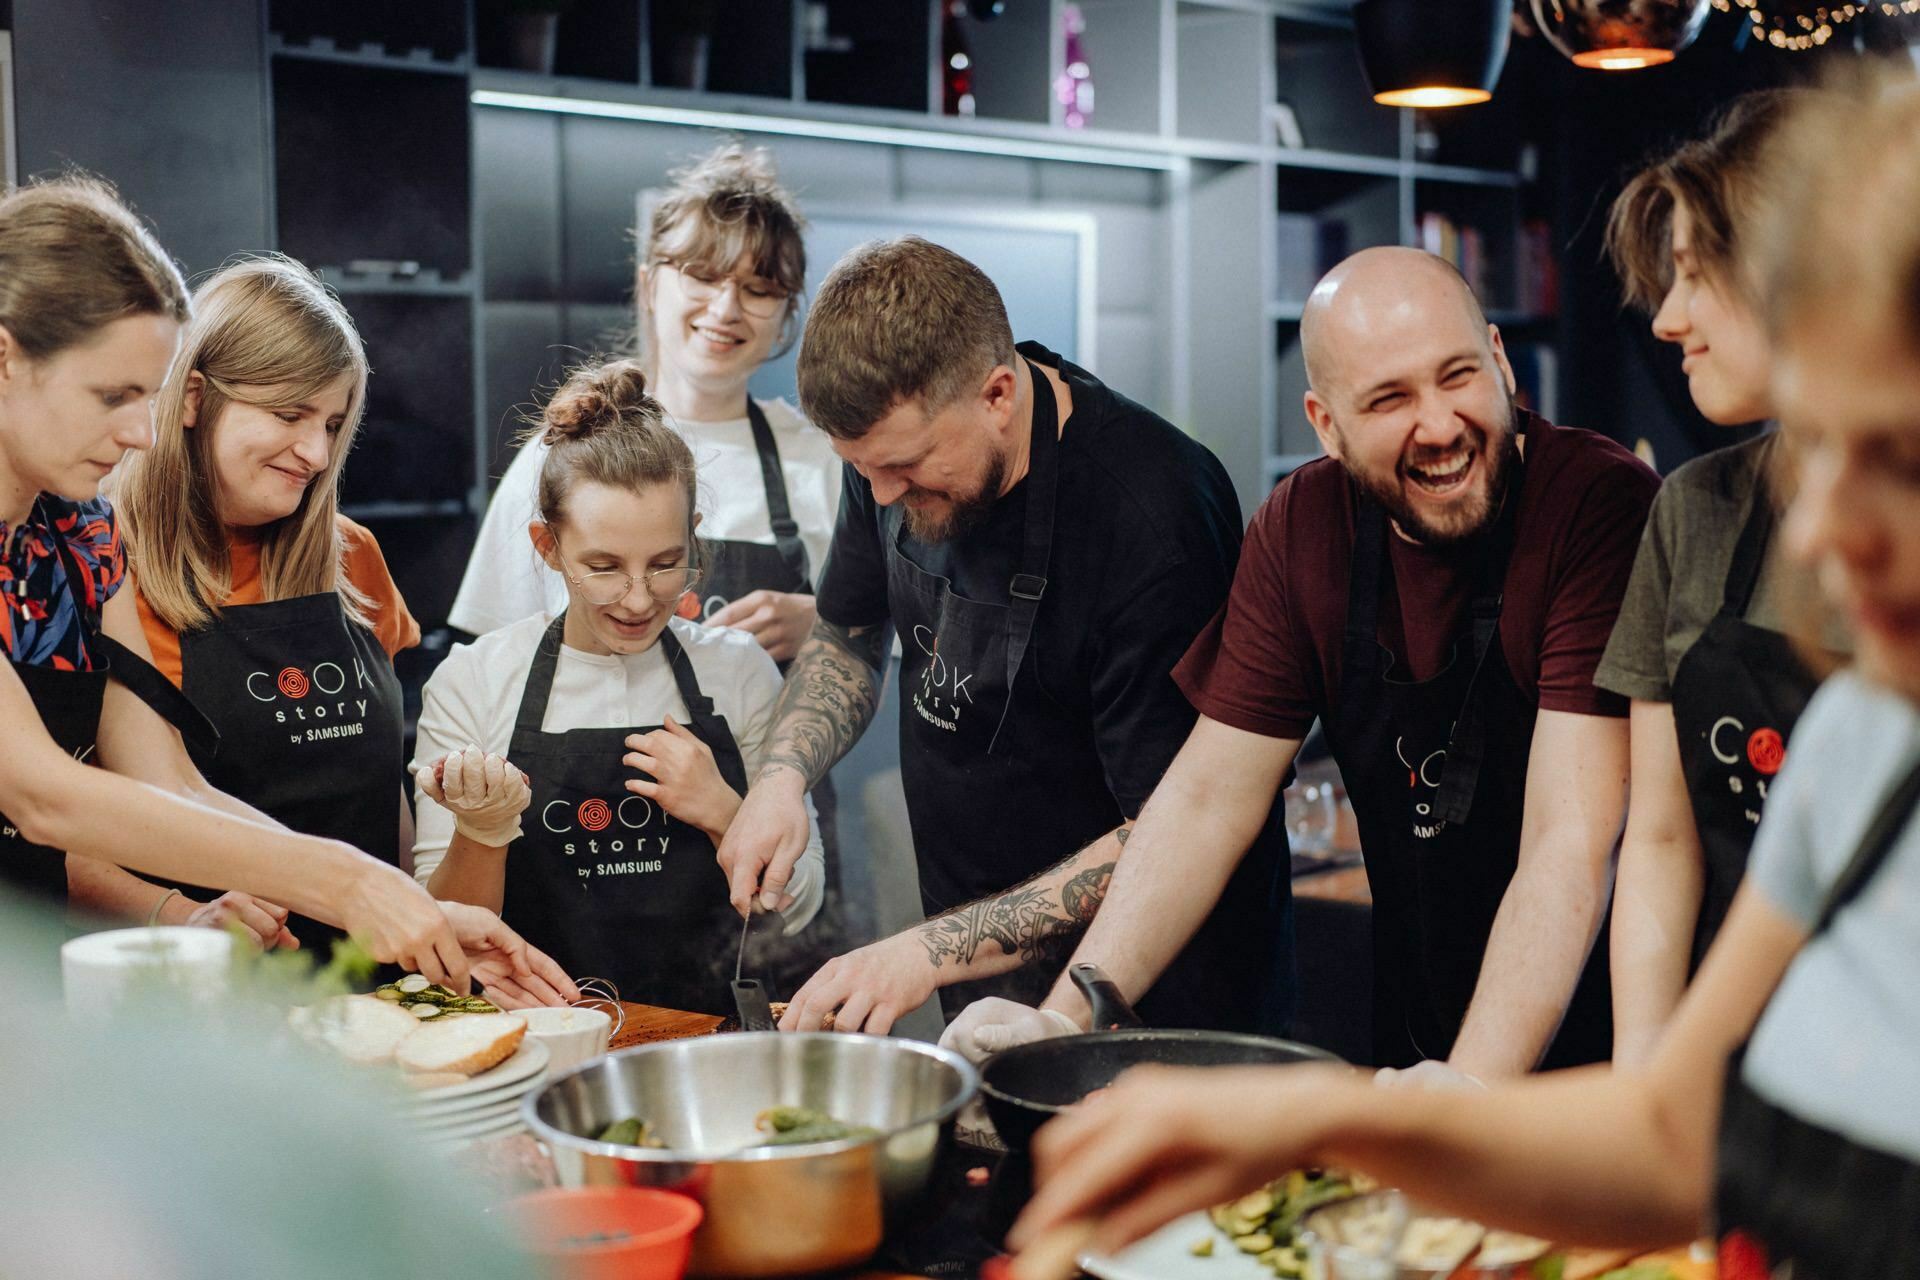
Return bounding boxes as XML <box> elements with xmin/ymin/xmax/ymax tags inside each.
<box><xmin>147</xmin><ymin>888</ymin><xmax>183</xmax><ymax>927</ymax></box>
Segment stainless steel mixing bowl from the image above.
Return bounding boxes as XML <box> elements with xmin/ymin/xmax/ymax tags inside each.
<box><xmin>522</xmin><ymin>1032</ymin><xmax>977</xmax><ymax>1277</ymax></box>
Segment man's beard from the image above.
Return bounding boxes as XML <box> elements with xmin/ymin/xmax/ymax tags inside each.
<box><xmin>1343</xmin><ymin>405</ymin><xmax>1520</xmax><ymax>547</ymax></box>
<box><xmin>901</xmin><ymin>445</ymin><xmax>1010</xmax><ymax>542</ymax></box>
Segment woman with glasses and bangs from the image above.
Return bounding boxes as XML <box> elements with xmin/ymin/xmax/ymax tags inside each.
<box><xmin>412</xmin><ymin>358</ymin><xmax>824</xmax><ymax>1016</ymax></box>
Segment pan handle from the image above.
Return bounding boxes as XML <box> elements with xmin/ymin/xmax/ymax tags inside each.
<box><xmin>1069</xmin><ymin>962</ymin><xmax>1144</xmax><ymax>1030</ymax></box>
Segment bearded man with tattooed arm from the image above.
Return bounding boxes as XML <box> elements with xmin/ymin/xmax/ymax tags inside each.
<box><xmin>714</xmin><ymin>236</ymin><xmax>1292</xmax><ymax>1040</ymax></box>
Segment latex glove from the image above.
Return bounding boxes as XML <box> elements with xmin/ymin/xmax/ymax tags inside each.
<box><xmin>939</xmin><ymin>997</ymin><xmax>1082</xmax><ymax>1064</ymax></box>
<box><xmin>707</xmin><ymin>589</ymin><xmax>818</xmax><ymax>664</ymax></box>
<box><xmin>1373</xmin><ymin>1060</ymin><xmax>1486</xmax><ymax>1091</ymax></box>
<box><xmin>415</xmin><ymin>745</ymin><xmax>530</xmax><ymax>848</ymax></box>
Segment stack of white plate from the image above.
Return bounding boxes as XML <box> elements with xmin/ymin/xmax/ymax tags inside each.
<box><xmin>405</xmin><ymin>1037</ymin><xmax>550</xmax><ymax>1147</ymax></box>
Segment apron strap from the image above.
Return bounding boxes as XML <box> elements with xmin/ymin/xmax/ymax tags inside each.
<box><xmin>1721</xmin><ymin>438</ymin><xmax>1780</xmax><ymax>620</ymax></box>
<box><xmin>746</xmin><ymin>398</ymin><xmax>811</xmax><ymax>589</ymax></box>
<box><xmin>40</xmin><ymin>498</ymin><xmax>220</xmax><ymax>763</ymax></box>
<box><xmin>1433</xmin><ymin>458</ymin><xmax>1523</xmax><ymax>826</ymax></box>
<box><xmin>1343</xmin><ymin>490</ymin><xmax>1390</xmax><ymax>663</ymax></box>
<box><xmin>1809</xmin><ymin>750</ymin><xmax>1920</xmax><ymax>938</ymax></box>
<box><xmin>510</xmin><ymin>614</ymin><xmax>570</xmax><ymax>742</ymax></box>
<box><xmin>655</xmin><ymin>625</ymin><xmax>749</xmax><ymax>793</ymax></box>
<box><xmin>987</xmin><ymin>356</ymin><xmax>1063</xmax><ymax>756</ymax></box>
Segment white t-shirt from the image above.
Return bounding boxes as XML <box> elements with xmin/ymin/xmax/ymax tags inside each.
<box><xmin>1743</xmin><ymin>669</ymin><xmax>1920</xmax><ymax>1162</ymax></box>
<box><xmin>449</xmin><ymin>397</ymin><xmax>842</xmax><ymax>636</ymax></box>
<box><xmin>410</xmin><ymin>613</ymin><xmax>823</xmax><ymax>931</ymax></box>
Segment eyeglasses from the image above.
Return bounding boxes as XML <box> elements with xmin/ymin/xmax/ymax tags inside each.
<box><xmin>552</xmin><ymin>537</ymin><xmax>703</xmax><ymax>606</ymax></box>
<box><xmin>657</xmin><ymin>260</ymin><xmax>790</xmax><ymax>319</ymax></box>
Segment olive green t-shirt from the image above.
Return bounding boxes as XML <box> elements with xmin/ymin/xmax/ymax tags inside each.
<box><xmin>1595</xmin><ymin>434</ymin><xmax>1842</xmax><ymax>702</ymax></box>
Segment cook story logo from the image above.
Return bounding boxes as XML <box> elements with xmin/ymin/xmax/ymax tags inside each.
<box><xmin>1708</xmin><ymin>714</ymin><xmax>1786</xmax><ymax>827</ymax></box>
<box><xmin>247</xmin><ymin>656</ymin><xmax>374</xmax><ymax>745</ymax></box>
<box><xmin>1397</xmin><ymin>734</ymin><xmax>1449</xmax><ymax>840</ymax></box>
<box><xmin>910</xmin><ymin>623</ymin><xmax>974</xmax><ymax>734</ymax></box>
<box><xmin>539</xmin><ymin>791</ymin><xmax>673</xmax><ymax>882</ymax></box>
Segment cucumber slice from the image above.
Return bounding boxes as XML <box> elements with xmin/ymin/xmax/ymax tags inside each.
<box><xmin>396</xmin><ymin>974</ymin><xmax>430</xmax><ymax>994</ymax></box>
<box><xmin>408</xmin><ymin>1003</ymin><xmax>443</xmax><ymax>1019</ymax></box>
<box><xmin>372</xmin><ymin>986</ymin><xmax>404</xmax><ymax>1001</ymax></box>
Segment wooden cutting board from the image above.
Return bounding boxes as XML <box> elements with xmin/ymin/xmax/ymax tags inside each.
<box><xmin>607</xmin><ymin>1001</ymin><xmax>726</xmax><ymax>1051</ymax></box>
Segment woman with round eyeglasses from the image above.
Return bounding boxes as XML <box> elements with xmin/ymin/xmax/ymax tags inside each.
<box><xmin>451</xmin><ymin>141</ymin><xmax>836</xmax><ymax>666</ymax></box>
<box><xmin>412</xmin><ymin>358</ymin><xmax>823</xmax><ymax>1015</ymax></box>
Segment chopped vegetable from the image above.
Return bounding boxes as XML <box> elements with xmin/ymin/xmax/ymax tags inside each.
<box><xmin>1204</xmin><ymin>1169</ymin><xmax>1363</xmax><ymax>1277</ymax></box>
<box><xmin>594</xmin><ymin>1117</ymin><xmax>665</xmax><ymax>1148</ymax></box>
<box><xmin>753</xmin><ymin>1105</ymin><xmax>880</xmax><ymax>1147</ymax></box>
<box><xmin>374</xmin><ymin>975</ymin><xmax>500</xmax><ymax>1021</ymax></box>
<box><xmin>397</xmin><ymin>974</ymin><xmax>430</xmax><ymax>994</ymax></box>
<box><xmin>1189</xmin><ymin>1238</ymin><xmax>1214</xmax><ymax>1258</ymax></box>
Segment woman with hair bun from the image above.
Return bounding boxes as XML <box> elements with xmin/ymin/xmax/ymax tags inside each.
<box><xmin>414</xmin><ymin>358</ymin><xmax>823</xmax><ymax>1013</ymax></box>
<box><xmin>452</xmin><ymin>141</ymin><xmax>834</xmax><ymax>660</ymax></box>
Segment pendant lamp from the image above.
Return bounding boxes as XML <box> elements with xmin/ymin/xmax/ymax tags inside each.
<box><xmin>1530</xmin><ymin>0</ymin><xmax>1715</xmax><ymax>69</ymax></box>
<box><xmin>1353</xmin><ymin>0</ymin><xmax>1511</xmax><ymax>108</ymax></box>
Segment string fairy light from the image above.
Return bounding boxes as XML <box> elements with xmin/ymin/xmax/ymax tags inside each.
<box><xmin>1705</xmin><ymin>0</ymin><xmax>1915</xmax><ymax>49</ymax></box>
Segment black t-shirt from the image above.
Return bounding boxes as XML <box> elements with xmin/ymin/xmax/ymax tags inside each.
<box><xmin>817</xmin><ymin>342</ymin><xmax>1244</xmax><ymax>820</ymax></box>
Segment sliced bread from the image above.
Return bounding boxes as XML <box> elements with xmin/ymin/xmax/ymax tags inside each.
<box><xmin>395</xmin><ymin>1011</ymin><xmax>528</xmax><ymax>1076</ymax></box>
<box><xmin>290</xmin><ymin>993</ymin><xmax>420</xmax><ymax>1066</ymax></box>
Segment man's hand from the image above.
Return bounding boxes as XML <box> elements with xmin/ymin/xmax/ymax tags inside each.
<box><xmin>624</xmin><ymin>714</ymin><xmax>739</xmax><ymax>838</ymax></box>
<box><xmin>708</xmin><ymin>590</ymin><xmax>818</xmax><ymax>665</ymax></box>
<box><xmin>714</xmin><ymin>767</ymin><xmax>810</xmax><ymax>915</ymax></box>
<box><xmin>939</xmin><ymin>998</ymin><xmax>1082</xmax><ymax>1063</ymax></box>
<box><xmin>779</xmin><ymin>932</ymin><xmax>938</xmax><ymax>1033</ymax></box>
<box><xmin>184</xmin><ymin>892</ymin><xmax>298</xmax><ymax>950</ymax></box>
<box><xmin>336</xmin><ymin>857</ymin><xmax>471</xmax><ymax>992</ymax></box>
<box><xmin>436</xmin><ymin>900</ymin><xmax>580</xmax><ymax>1008</ymax></box>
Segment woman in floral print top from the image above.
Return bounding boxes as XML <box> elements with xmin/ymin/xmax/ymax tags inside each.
<box><xmin>0</xmin><ymin>495</ymin><xmax>122</xmax><ymax>671</ymax></box>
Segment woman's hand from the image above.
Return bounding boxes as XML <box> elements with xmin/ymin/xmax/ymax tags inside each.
<box><xmin>183</xmin><ymin>891</ymin><xmax>299</xmax><ymax>950</ymax></box>
<box><xmin>707</xmin><ymin>590</ymin><xmax>818</xmax><ymax>664</ymax></box>
<box><xmin>1010</xmin><ymin>1064</ymin><xmax>1351</xmax><ymax>1258</ymax></box>
<box><xmin>415</xmin><ymin>745</ymin><xmax>531</xmax><ymax>849</ymax></box>
<box><xmin>624</xmin><ymin>714</ymin><xmax>741</xmax><ymax>840</ymax></box>
<box><xmin>337</xmin><ymin>857</ymin><xmax>471</xmax><ymax>992</ymax></box>
<box><xmin>436</xmin><ymin>900</ymin><xmax>581</xmax><ymax>1008</ymax></box>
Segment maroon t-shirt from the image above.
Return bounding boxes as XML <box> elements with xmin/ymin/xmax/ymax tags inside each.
<box><xmin>1175</xmin><ymin>413</ymin><xmax>1659</xmax><ymax>738</ymax></box>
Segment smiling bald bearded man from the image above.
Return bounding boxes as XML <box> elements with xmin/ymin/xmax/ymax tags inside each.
<box><xmin>944</xmin><ymin>247</ymin><xmax>1659</xmax><ymax>1080</ymax></box>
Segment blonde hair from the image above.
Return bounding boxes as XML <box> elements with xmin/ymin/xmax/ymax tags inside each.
<box><xmin>1748</xmin><ymin>68</ymin><xmax>1920</xmax><ymax>675</ymax></box>
<box><xmin>529</xmin><ymin>358</ymin><xmax>697</xmax><ymax>543</ymax></box>
<box><xmin>0</xmin><ymin>174</ymin><xmax>188</xmax><ymax>358</ymax></box>
<box><xmin>636</xmin><ymin>141</ymin><xmax>808</xmax><ymax>368</ymax></box>
<box><xmin>1605</xmin><ymin>90</ymin><xmax>1803</xmax><ymax>313</ymax></box>
<box><xmin>115</xmin><ymin>256</ymin><xmax>371</xmax><ymax>632</ymax></box>
<box><xmin>797</xmin><ymin>235</ymin><xmax>1015</xmax><ymax>440</ymax></box>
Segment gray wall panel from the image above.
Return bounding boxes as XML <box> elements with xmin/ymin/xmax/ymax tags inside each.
<box><xmin>13</xmin><ymin>0</ymin><xmax>270</xmax><ymax>278</ymax></box>
<box><xmin>477</xmin><ymin>108</ymin><xmax>563</xmax><ymax>301</ymax></box>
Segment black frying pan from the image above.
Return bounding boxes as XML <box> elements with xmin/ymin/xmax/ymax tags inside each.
<box><xmin>978</xmin><ymin>963</ymin><xmax>1342</xmax><ymax>1151</ymax></box>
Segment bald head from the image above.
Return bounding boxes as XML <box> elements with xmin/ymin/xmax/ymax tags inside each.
<box><xmin>1300</xmin><ymin>247</ymin><xmax>1490</xmax><ymax>396</ymax></box>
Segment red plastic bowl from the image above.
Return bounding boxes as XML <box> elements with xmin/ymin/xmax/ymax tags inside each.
<box><xmin>501</xmin><ymin>1186</ymin><xmax>704</xmax><ymax>1280</ymax></box>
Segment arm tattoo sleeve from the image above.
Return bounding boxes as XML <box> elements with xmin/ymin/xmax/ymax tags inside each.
<box><xmin>915</xmin><ymin>827</ymin><xmax>1126</xmax><ymax>972</ymax></box>
<box><xmin>760</xmin><ymin>618</ymin><xmax>887</xmax><ymax>788</ymax></box>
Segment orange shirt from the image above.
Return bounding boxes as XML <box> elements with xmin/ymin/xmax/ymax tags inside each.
<box><xmin>137</xmin><ymin>515</ymin><xmax>420</xmax><ymax>687</ymax></box>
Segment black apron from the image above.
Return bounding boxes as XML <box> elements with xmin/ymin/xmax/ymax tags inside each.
<box><xmin>692</xmin><ymin>398</ymin><xmax>813</xmax><ymax>624</ymax></box>
<box><xmin>883</xmin><ymin>355</ymin><xmax>1284</xmax><ymax>1031</ymax></box>
<box><xmin>1</xmin><ymin>501</ymin><xmax>217</xmax><ymax>905</ymax></box>
<box><xmin>159</xmin><ymin>587</ymin><xmax>405</xmax><ymax>955</ymax></box>
<box><xmin>502</xmin><ymin>619</ymin><xmax>747</xmax><ymax>1016</ymax></box>
<box><xmin>1320</xmin><ymin>461</ymin><xmax>1612</xmax><ymax>1069</ymax></box>
<box><xmin>1714</xmin><ymin>751</ymin><xmax>1920</xmax><ymax>1279</ymax></box>
<box><xmin>683</xmin><ymin>398</ymin><xmax>843</xmax><ymax>978</ymax></box>
<box><xmin>1670</xmin><ymin>463</ymin><xmax>1820</xmax><ymax>971</ymax></box>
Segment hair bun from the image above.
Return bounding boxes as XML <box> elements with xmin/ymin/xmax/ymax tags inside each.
<box><xmin>542</xmin><ymin>358</ymin><xmax>654</xmax><ymax>443</ymax></box>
